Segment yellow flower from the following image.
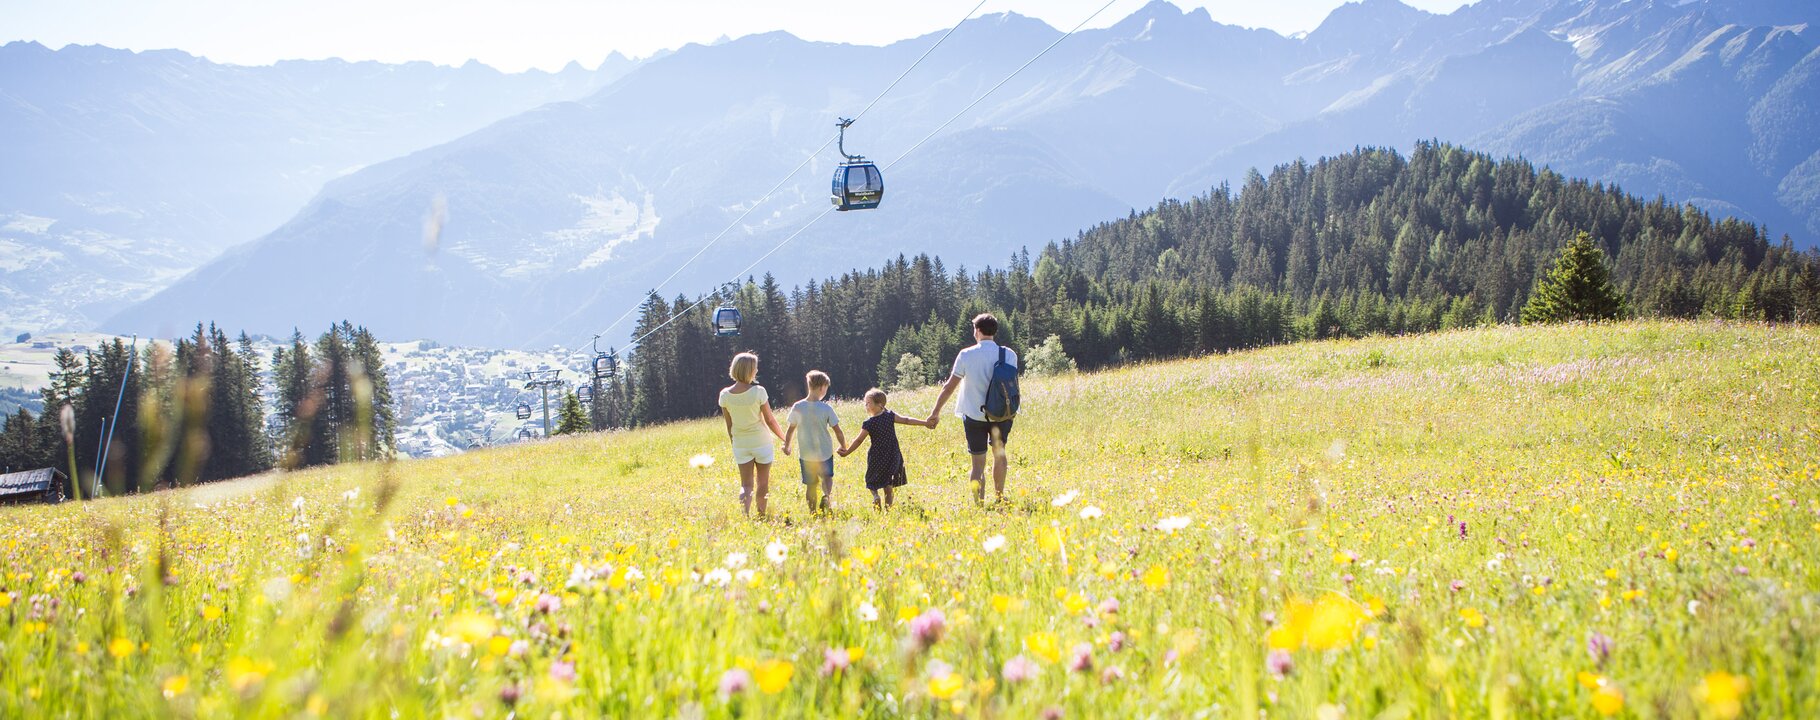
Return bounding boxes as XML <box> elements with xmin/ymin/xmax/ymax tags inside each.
<box><xmin>845</xmin><ymin>646</ymin><xmax>865</xmax><ymax>663</ymax></box>
<box><xmin>647</xmin><ymin>583</ymin><xmax>664</xmax><ymax>602</ymax></box>
<box><xmin>754</xmin><ymin>659</ymin><xmax>794</xmax><ymax>694</ymax></box>
<box><xmin>1025</xmin><ymin>631</ymin><xmax>1062</xmax><ymax>664</ymax></box>
<box><xmin>1141</xmin><ymin>565</ymin><xmax>1169</xmax><ymax>590</ymax></box>
<box><xmin>1664</xmin><ymin>547</ymin><xmax>1679</xmax><ymax>562</ymax></box>
<box><xmin>854</xmin><ymin>546</ymin><xmax>881</xmax><ymax>567</ymax></box>
<box><xmin>1035</xmin><ymin>526</ymin><xmax>1064</xmax><ymax>555</ymax></box>
<box><xmin>0</xmin><ymin>592</ymin><xmax>11</xmax><ymax>608</ymax></box>
<box><xmin>202</xmin><ymin>605</ymin><xmax>223</xmax><ymax>621</ymax></box>
<box><xmin>990</xmin><ymin>594</ymin><xmax>1020</xmax><ymax>613</ymax></box>
<box><xmin>1577</xmin><ymin>671</ymin><xmax>1605</xmax><ymax>690</ymax></box>
<box><xmin>1266</xmin><ymin>596</ymin><xmax>1315</xmax><ymax>650</ymax></box>
<box><xmin>487</xmin><ymin>635</ymin><xmax>513</xmax><ymax>657</ymax></box>
<box><xmin>108</xmin><ymin>637</ymin><xmax>136</xmax><ymax>659</ymax></box>
<box><xmin>898</xmin><ymin>605</ymin><xmax>921</xmax><ymax>623</ymax></box>
<box><xmin>1459</xmin><ymin>607</ymin><xmax>1486</xmax><ymax>629</ymax></box>
<box><xmin>928</xmin><ymin>673</ymin><xmax>965</xmax><ymax>700</ymax></box>
<box><xmin>1692</xmin><ymin>671</ymin><xmax>1748</xmax><ymax>719</ymax></box>
<box><xmin>1304</xmin><ymin>593</ymin><xmax>1368</xmax><ymax>650</ymax></box>
<box><xmin>1332</xmin><ymin>551</ymin><xmax>1353</xmax><ymax>565</ymax></box>
<box><xmin>445</xmin><ymin>496</ymin><xmax>458</xmax><ymax>507</ymax></box>
<box><xmin>447</xmin><ymin>612</ymin><xmax>498</xmax><ymax>645</ymax></box>
<box><xmin>1063</xmin><ymin>593</ymin><xmax>1089</xmax><ymax>615</ymax></box>
<box><xmin>1591</xmin><ymin>686</ymin><xmax>1624</xmax><ymax>716</ymax></box>
<box><xmin>1171</xmin><ymin>628</ymin><xmax>1200</xmax><ymax>658</ymax></box>
<box><xmin>161</xmin><ymin>674</ymin><xmax>189</xmax><ymax>699</ymax></box>
<box><xmin>226</xmin><ymin>657</ymin><xmax>274</xmax><ymax>692</ymax></box>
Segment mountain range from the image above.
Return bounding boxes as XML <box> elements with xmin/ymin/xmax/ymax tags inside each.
<box><xmin>0</xmin><ymin>41</ymin><xmax>636</xmax><ymax>337</ymax></box>
<box><xmin>7</xmin><ymin>0</ymin><xmax>1818</xmax><ymax>348</ymax></box>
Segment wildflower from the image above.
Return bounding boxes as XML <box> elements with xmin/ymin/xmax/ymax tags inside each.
<box><xmin>202</xmin><ymin>605</ymin><xmax>223</xmax><ymax>621</ymax></box>
<box><xmin>1063</xmin><ymin>593</ymin><xmax>1089</xmax><ymax>615</ymax></box>
<box><xmin>690</xmin><ymin>453</ymin><xmax>715</xmax><ymax>469</ymax></box>
<box><xmin>765</xmin><ymin>540</ymin><xmax>789</xmax><ymax>564</ymax></box>
<box><xmin>225</xmin><ymin>657</ymin><xmax>273</xmax><ymax>693</ymax></box>
<box><xmin>1692</xmin><ymin>672</ymin><xmax>1748</xmax><ymax>719</ymax></box>
<box><xmin>447</xmin><ymin>612</ymin><xmax>498</xmax><ymax>645</ymax></box>
<box><xmin>1459</xmin><ymin>607</ymin><xmax>1486</xmax><ymax>629</ymax></box>
<box><xmin>1002</xmin><ymin>655</ymin><xmax>1039</xmax><ymax>683</ymax></box>
<box><xmin>703</xmin><ymin>568</ymin><xmax>732</xmax><ymax>587</ymax></box>
<box><xmin>909</xmin><ymin>608</ymin><xmax>947</xmax><ymax>649</ymax></box>
<box><xmin>1097</xmin><ymin>597</ymin><xmax>1120</xmax><ymax>615</ymax></box>
<box><xmin>724</xmin><ymin>552</ymin><xmax>748</xmax><ymax>569</ymax></box>
<box><xmin>1305</xmin><ymin>594</ymin><xmax>1368</xmax><ymax>650</ymax></box>
<box><xmin>0</xmin><ymin>593</ymin><xmax>10</xmax><ymax>609</ymax></box>
<box><xmin>1052</xmin><ymin>489</ymin><xmax>1079</xmax><ymax>507</ymax></box>
<box><xmin>1108</xmin><ymin>631</ymin><xmax>1128</xmax><ymax>652</ymax></box>
<box><xmin>1141</xmin><ymin>564</ymin><xmax>1169</xmax><ymax>590</ymax></box>
<box><xmin>1591</xmin><ymin>686</ymin><xmax>1624</xmax><ymax>716</ymax></box>
<box><xmin>1041</xmin><ymin>708</ymin><xmax>1063</xmax><ymax>720</ymax></box>
<box><xmin>1079</xmin><ymin>505</ymin><xmax>1103</xmax><ymax>519</ymax></box>
<box><xmin>820</xmin><ymin>647</ymin><xmax>851</xmax><ymax>676</ymax></box>
<box><xmin>161</xmin><ymin>674</ymin><xmax>189</xmax><ymax>699</ymax></box>
<box><xmin>982</xmin><ymin>534</ymin><xmax>1007</xmax><ymax>553</ymax></box>
<box><xmin>753</xmin><ymin>659</ymin><xmax>794</xmax><ymax>694</ymax></box>
<box><xmin>108</xmin><ymin>637</ymin><xmax>135</xmax><ymax>659</ymax></box>
<box><xmin>927</xmin><ymin>662</ymin><xmax>964</xmax><ymax>699</ymax></box>
<box><xmin>856</xmin><ymin>601</ymin><xmax>879</xmax><ymax>622</ymax></box>
<box><xmin>990</xmin><ymin>594</ymin><xmax>1021</xmax><ymax>613</ymax></box>
<box><xmin>1067</xmin><ymin>643</ymin><xmax>1094</xmax><ymax>673</ymax></box>
<box><xmin>1266</xmin><ymin>648</ymin><xmax>1294</xmax><ymax>678</ymax></box>
<box><xmin>1316</xmin><ymin>704</ymin><xmax>1346</xmax><ymax>720</ymax></box>
<box><xmin>487</xmin><ymin>636</ymin><xmax>513</xmax><ymax>657</ymax></box>
<box><xmin>853</xmin><ymin>546</ymin><xmax>881</xmax><ymax>567</ymax></box>
<box><xmin>549</xmin><ymin>661</ymin><xmax>576</xmax><ymax>683</ymax></box>
<box><xmin>1155</xmin><ymin>516</ymin><xmax>1192</xmax><ymax>533</ymax></box>
<box><xmin>1025</xmin><ymin>631</ymin><xmax>1062</xmax><ymax>664</ymax></box>
<box><xmin>499</xmin><ymin>683</ymin><xmax>522</xmax><ymax>705</ymax></box>
<box><xmin>1449</xmin><ymin>579</ymin><xmax>1465</xmax><ymax>592</ymax></box>
<box><xmin>1035</xmin><ymin>525</ymin><xmax>1064</xmax><ymax>554</ymax></box>
<box><xmin>1586</xmin><ymin>632</ymin><xmax>1613</xmax><ymax>668</ymax></box>
<box><xmin>1100</xmin><ymin>665</ymin><xmax>1125</xmax><ymax>684</ymax></box>
<box><xmin>535</xmin><ymin>593</ymin><xmax>561</xmax><ymax>614</ymax></box>
<box><xmin>718</xmin><ymin>668</ymin><xmax>752</xmax><ymax>698</ymax></box>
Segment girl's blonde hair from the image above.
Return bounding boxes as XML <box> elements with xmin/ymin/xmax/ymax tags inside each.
<box><xmin>863</xmin><ymin>388</ymin><xmax>888</xmax><ymax>406</ymax></box>
<box><xmin>729</xmin><ymin>352</ymin><xmax>759</xmax><ymax>383</ymax></box>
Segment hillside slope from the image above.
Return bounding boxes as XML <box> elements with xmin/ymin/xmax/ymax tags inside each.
<box><xmin>2</xmin><ymin>321</ymin><xmax>1816</xmax><ymax>716</ymax></box>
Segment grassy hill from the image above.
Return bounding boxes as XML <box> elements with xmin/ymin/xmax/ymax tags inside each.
<box><xmin>2</xmin><ymin>321</ymin><xmax>1816</xmax><ymax>717</ymax></box>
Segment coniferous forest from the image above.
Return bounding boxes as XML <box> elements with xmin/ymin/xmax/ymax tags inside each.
<box><xmin>602</xmin><ymin>143</ymin><xmax>1820</xmax><ymax>428</ymax></box>
<box><xmin>0</xmin><ymin>322</ymin><xmax>394</xmax><ymax>494</ymax></box>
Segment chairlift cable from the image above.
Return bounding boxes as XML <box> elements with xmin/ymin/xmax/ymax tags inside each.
<box><xmin>613</xmin><ymin>0</ymin><xmax>1126</xmax><ymax>355</ymax></box>
<box><xmin>544</xmin><ymin>0</ymin><xmax>993</xmax><ymax>366</ymax></box>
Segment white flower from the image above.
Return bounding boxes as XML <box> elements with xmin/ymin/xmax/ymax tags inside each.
<box><xmin>690</xmin><ymin>453</ymin><xmax>716</xmax><ymax>469</ymax></box>
<box><xmin>341</xmin><ymin>487</ymin><xmax>360</xmax><ymax>503</ymax></box>
<box><xmin>982</xmin><ymin>535</ymin><xmax>1007</xmax><ymax>553</ymax></box>
<box><xmin>565</xmin><ymin>563</ymin><xmax>594</xmax><ymax>588</ymax></box>
<box><xmin>1079</xmin><ymin>506</ymin><xmax>1103</xmax><ymax>519</ymax></box>
<box><xmin>724</xmin><ymin>552</ymin><xmax>748</xmax><ymax>569</ymax></box>
<box><xmin>735</xmin><ymin>569</ymin><xmax>756</xmax><ymax>584</ymax></box>
<box><xmin>1687</xmin><ymin>599</ymin><xmax>1701</xmax><ymax>616</ymax></box>
<box><xmin>702</xmin><ymin>568</ymin><xmax>732</xmax><ymax>587</ymax></box>
<box><xmin>765</xmin><ymin>540</ymin><xmax>789</xmax><ymax>564</ymax></box>
<box><xmin>1155</xmin><ymin>516</ymin><xmax>1192</xmax><ymax>533</ymax></box>
<box><xmin>1052</xmin><ymin>490</ymin><xmax>1079</xmax><ymax>507</ymax></box>
<box><xmin>624</xmin><ymin>566</ymin><xmax>645</xmax><ymax>582</ymax></box>
<box><xmin>856</xmin><ymin>601</ymin><xmax>879</xmax><ymax>622</ymax></box>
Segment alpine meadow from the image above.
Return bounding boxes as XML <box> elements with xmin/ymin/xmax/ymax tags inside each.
<box><xmin>6</xmin><ymin>0</ymin><xmax>1820</xmax><ymax>718</ymax></box>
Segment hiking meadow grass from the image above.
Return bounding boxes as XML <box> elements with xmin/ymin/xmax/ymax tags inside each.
<box><xmin>2</xmin><ymin>321</ymin><xmax>1816</xmax><ymax>718</ymax></box>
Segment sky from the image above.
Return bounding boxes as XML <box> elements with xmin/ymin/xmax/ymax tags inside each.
<box><xmin>2</xmin><ymin>0</ymin><xmax>1479</xmax><ymax>72</ymax></box>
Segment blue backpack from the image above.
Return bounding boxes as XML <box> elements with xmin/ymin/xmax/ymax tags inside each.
<box><xmin>981</xmin><ymin>345</ymin><xmax>1021</xmax><ymax>422</ymax></box>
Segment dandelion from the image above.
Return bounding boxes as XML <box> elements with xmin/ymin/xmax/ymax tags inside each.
<box><xmin>1035</xmin><ymin>525</ymin><xmax>1064</xmax><ymax>555</ymax></box>
<box><xmin>1025</xmin><ymin>631</ymin><xmax>1062</xmax><ymax>664</ymax></box>
<box><xmin>765</xmin><ymin>540</ymin><xmax>789</xmax><ymax>564</ymax></box>
<box><xmin>1459</xmin><ymin>607</ymin><xmax>1486</xmax><ymax>629</ymax></box>
<box><xmin>1692</xmin><ymin>671</ymin><xmax>1748</xmax><ymax>719</ymax></box>
<box><xmin>201</xmin><ymin>604</ymin><xmax>223</xmax><ymax>621</ymax></box>
<box><xmin>982</xmin><ymin>534</ymin><xmax>1007</xmax><ymax>553</ymax></box>
<box><xmin>1002</xmin><ymin>655</ymin><xmax>1039</xmax><ymax>683</ymax></box>
<box><xmin>1052</xmin><ymin>489</ymin><xmax>1080</xmax><ymax>507</ymax></box>
<box><xmin>718</xmin><ymin>668</ymin><xmax>752</xmax><ymax>698</ymax></box>
<box><xmin>1141</xmin><ymin>564</ymin><xmax>1169</xmax><ymax>590</ymax></box>
<box><xmin>1155</xmin><ymin>516</ymin><xmax>1192</xmax><ymax>533</ymax></box>
<box><xmin>225</xmin><ymin>657</ymin><xmax>273</xmax><ymax>693</ymax></box>
<box><xmin>1079</xmin><ymin>505</ymin><xmax>1103</xmax><ymax>519</ymax></box>
<box><xmin>108</xmin><ymin>637</ymin><xmax>135</xmax><ymax>659</ymax></box>
<box><xmin>690</xmin><ymin>453</ymin><xmax>715</xmax><ymax>469</ymax></box>
<box><xmin>1305</xmin><ymin>594</ymin><xmax>1368</xmax><ymax>650</ymax></box>
<box><xmin>856</xmin><ymin>601</ymin><xmax>879</xmax><ymax>622</ymax></box>
<box><xmin>1591</xmin><ymin>686</ymin><xmax>1624</xmax><ymax>716</ymax></box>
<box><xmin>161</xmin><ymin>674</ymin><xmax>189</xmax><ymax>698</ymax></box>
<box><xmin>754</xmin><ymin>659</ymin><xmax>794</xmax><ymax>694</ymax></box>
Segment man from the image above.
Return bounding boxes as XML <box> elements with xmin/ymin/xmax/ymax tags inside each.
<box><xmin>927</xmin><ymin>313</ymin><xmax>1018</xmax><ymax>505</ymax></box>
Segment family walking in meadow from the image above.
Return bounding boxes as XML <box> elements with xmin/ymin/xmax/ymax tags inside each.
<box><xmin>717</xmin><ymin>313</ymin><xmax>1020</xmax><ymax>517</ymax></box>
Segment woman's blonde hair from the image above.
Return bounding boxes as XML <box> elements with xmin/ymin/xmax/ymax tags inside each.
<box><xmin>729</xmin><ymin>352</ymin><xmax>759</xmax><ymax>383</ymax></box>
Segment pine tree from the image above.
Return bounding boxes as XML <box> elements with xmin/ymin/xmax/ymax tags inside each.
<box><xmin>1522</xmin><ymin>232</ymin><xmax>1628</xmax><ymax>323</ymax></box>
<box><xmin>555</xmin><ymin>393</ymin><xmax>589</xmax><ymax>435</ymax></box>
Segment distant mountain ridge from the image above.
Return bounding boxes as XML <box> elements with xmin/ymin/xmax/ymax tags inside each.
<box><xmin>0</xmin><ymin>41</ymin><xmax>636</xmax><ymax>337</ymax></box>
<box><xmin>74</xmin><ymin>0</ymin><xmax>1820</xmax><ymax>347</ymax></box>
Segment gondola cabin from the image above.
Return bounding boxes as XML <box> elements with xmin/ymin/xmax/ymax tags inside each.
<box><xmin>593</xmin><ymin>352</ymin><xmax>619</xmax><ymax>380</ymax></box>
<box><xmin>576</xmin><ymin>385</ymin><xmax>593</xmax><ymax>405</ymax></box>
<box><xmin>515</xmin><ymin>403</ymin><xmax>532</xmax><ymax>420</ymax></box>
<box><xmin>831</xmin><ymin>162</ymin><xmax>883</xmax><ymax>211</ymax></box>
<box><xmin>713</xmin><ymin>304</ymin><xmax>742</xmax><ymax>338</ymax></box>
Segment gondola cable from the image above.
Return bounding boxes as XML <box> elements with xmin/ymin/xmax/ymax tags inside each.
<box><xmin>611</xmin><ymin>0</ymin><xmax>1126</xmax><ymax>356</ymax></box>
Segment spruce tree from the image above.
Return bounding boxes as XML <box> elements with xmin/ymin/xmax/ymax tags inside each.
<box><xmin>1521</xmin><ymin>232</ymin><xmax>1627</xmax><ymax>324</ymax></box>
<box><xmin>555</xmin><ymin>393</ymin><xmax>589</xmax><ymax>435</ymax></box>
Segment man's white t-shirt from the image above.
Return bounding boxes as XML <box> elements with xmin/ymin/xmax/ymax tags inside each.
<box><xmin>949</xmin><ymin>339</ymin><xmax>1017</xmax><ymax>422</ymax></box>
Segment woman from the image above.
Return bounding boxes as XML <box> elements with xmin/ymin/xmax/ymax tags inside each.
<box><xmin>718</xmin><ymin>352</ymin><xmax>786</xmax><ymax>518</ymax></box>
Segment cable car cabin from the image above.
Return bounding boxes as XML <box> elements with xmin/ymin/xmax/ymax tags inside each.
<box><xmin>593</xmin><ymin>352</ymin><xmax>619</xmax><ymax>380</ymax></box>
<box><xmin>713</xmin><ymin>304</ymin><xmax>742</xmax><ymax>338</ymax></box>
<box><xmin>515</xmin><ymin>403</ymin><xmax>532</xmax><ymax>420</ymax></box>
<box><xmin>832</xmin><ymin>162</ymin><xmax>884</xmax><ymax>211</ymax></box>
<box><xmin>576</xmin><ymin>385</ymin><xmax>593</xmax><ymax>404</ymax></box>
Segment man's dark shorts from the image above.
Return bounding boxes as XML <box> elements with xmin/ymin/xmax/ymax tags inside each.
<box><xmin>963</xmin><ymin>417</ymin><xmax>1013</xmax><ymax>455</ymax></box>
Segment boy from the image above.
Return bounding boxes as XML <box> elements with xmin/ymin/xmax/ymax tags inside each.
<box><xmin>782</xmin><ymin>370</ymin><xmax>846</xmax><ymax>513</ymax></box>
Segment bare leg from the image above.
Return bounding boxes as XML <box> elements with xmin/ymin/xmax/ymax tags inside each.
<box><xmin>970</xmin><ymin>452</ymin><xmax>988</xmax><ymax>505</ymax></box>
<box><xmin>991</xmin><ymin>427</ymin><xmax>1009</xmax><ymax>503</ymax></box>
<box><xmin>738</xmin><ymin>461</ymin><xmax>756</xmax><ymax>516</ymax></box>
<box><xmin>871</xmin><ymin>489</ymin><xmax>883</xmax><ymax>510</ymax></box>
<box><xmin>883</xmin><ymin>487</ymin><xmax>895</xmax><ymax>509</ymax></box>
<box><xmin>754</xmin><ymin>462</ymin><xmax>771</xmax><ymax>518</ymax></box>
<box><xmin>820</xmin><ymin>475</ymin><xmax>834</xmax><ymax>513</ymax></box>
<box><xmin>805</xmin><ymin>464</ymin><xmax>821</xmax><ymax>512</ymax></box>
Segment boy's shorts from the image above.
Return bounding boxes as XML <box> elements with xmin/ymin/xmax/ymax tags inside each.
<box><xmin>732</xmin><ymin>443</ymin><xmax>775</xmax><ymax>465</ymax></box>
<box><xmin>963</xmin><ymin>418</ymin><xmax>1014</xmax><ymax>455</ymax></box>
<box><xmin>799</xmin><ymin>457</ymin><xmax>834</xmax><ymax>485</ymax></box>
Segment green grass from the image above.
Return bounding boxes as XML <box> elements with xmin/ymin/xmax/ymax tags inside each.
<box><xmin>2</xmin><ymin>321</ymin><xmax>1816</xmax><ymax>718</ymax></box>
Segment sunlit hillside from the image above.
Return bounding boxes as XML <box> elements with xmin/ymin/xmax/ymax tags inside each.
<box><xmin>2</xmin><ymin>321</ymin><xmax>1816</xmax><ymax>718</ymax></box>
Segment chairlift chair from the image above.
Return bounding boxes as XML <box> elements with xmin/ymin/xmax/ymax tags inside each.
<box><xmin>713</xmin><ymin>303</ymin><xmax>742</xmax><ymax>338</ymax></box>
<box><xmin>831</xmin><ymin>118</ymin><xmax>883</xmax><ymax>211</ymax></box>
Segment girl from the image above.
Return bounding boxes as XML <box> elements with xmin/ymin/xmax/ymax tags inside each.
<box><xmin>838</xmin><ymin>388</ymin><xmax>930</xmax><ymax>509</ymax></box>
<box><xmin>719</xmin><ymin>352</ymin><xmax>786</xmax><ymax>518</ymax></box>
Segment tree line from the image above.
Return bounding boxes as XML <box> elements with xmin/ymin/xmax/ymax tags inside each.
<box><xmin>591</xmin><ymin>143</ymin><xmax>1819</xmax><ymax>429</ymax></box>
<box><xmin>0</xmin><ymin>322</ymin><xmax>395</xmax><ymax>494</ymax></box>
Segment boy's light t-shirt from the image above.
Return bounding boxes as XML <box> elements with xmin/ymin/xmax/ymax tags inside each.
<box><xmin>786</xmin><ymin>400</ymin><xmax>840</xmax><ymax>461</ymax></box>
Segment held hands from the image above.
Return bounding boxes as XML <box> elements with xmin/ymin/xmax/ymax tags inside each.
<box><xmin>837</xmin><ymin>446</ymin><xmax>851</xmax><ymax>458</ymax></box>
<box><xmin>925</xmin><ymin>412</ymin><xmax>941</xmax><ymax>429</ymax></box>
<box><xmin>781</xmin><ymin>444</ymin><xmax>792</xmax><ymax>457</ymax></box>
